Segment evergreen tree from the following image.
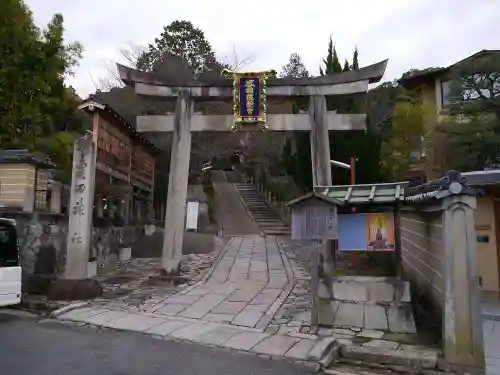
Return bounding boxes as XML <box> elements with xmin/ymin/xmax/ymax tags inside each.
<box><xmin>279</xmin><ymin>53</ymin><xmax>309</xmax><ymax>78</ymax></box>
<box><xmin>137</xmin><ymin>20</ymin><xmax>217</xmax><ymax>73</ymax></box>
<box><xmin>352</xmin><ymin>47</ymin><xmax>359</xmax><ymax>70</ymax></box>
<box><xmin>343</xmin><ymin>59</ymin><xmax>350</xmax><ymax>72</ymax></box>
<box><xmin>0</xmin><ymin>0</ymin><xmax>84</xmax><ymax>181</ymax></box>
<box><xmin>320</xmin><ymin>36</ymin><xmax>342</xmax><ymax>75</ymax></box>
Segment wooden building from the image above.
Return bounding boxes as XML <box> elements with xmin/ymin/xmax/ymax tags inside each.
<box><xmin>78</xmin><ymin>100</ymin><xmax>160</xmax><ymax>225</ymax></box>
<box><xmin>0</xmin><ymin>150</ymin><xmax>55</xmax><ymax>211</ymax></box>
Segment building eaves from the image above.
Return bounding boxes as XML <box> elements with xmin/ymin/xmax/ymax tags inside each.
<box><xmin>78</xmin><ymin>100</ymin><xmax>161</xmax><ymax>154</ymax></box>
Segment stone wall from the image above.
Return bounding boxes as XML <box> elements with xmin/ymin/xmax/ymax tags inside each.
<box><xmin>402</xmin><ymin>171</ymin><xmax>485</xmax><ymax>372</ymax></box>
<box><xmin>399</xmin><ymin>209</ymin><xmax>444</xmax><ymax>335</ymax></box>
<box><xmin>0</xmin><ymin>210</ymin><xmax>140</xmax><ymax>293</ymax></box>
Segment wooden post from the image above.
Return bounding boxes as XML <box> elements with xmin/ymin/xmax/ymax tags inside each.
<box><xmin>310</xmin><ymin>242</ymin><xmax>320</xmax><ymax>330</ymax></box>
<box><xmin>161</xmin><ymin>90</ymin><xmax>193</xmax><ymax>275</ymax></box>
<box><xmin>350</xmin><ymin>156</ymin><xmax>357</xmax><ymax>267</ymax></box>
<box><xmin>309</xmin><ymin>95</ymin><xmax>337</xmax><ymax>326</ymax></box>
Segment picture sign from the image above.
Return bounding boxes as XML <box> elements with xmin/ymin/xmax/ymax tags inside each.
<box><xmin>338</xmin><ymin>212</ymin><xmax>395</xmax><ymax>251</ymax></box>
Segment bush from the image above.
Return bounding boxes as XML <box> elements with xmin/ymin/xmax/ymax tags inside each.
<box><xmin>267</xmin><ymin>177</ymin><xmax>299</xmax><ymax>202</ymax></box>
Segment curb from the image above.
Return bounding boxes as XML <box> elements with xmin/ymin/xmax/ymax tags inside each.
<box><xmin>50</xmin><ymin>301</ymin><xmax>89</xmax><ymax>318</ymax></box>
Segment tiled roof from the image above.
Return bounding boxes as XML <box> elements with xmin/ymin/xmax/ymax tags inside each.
<box><xmin>0</xmin><ymin>150</ymin><xmax>55</xmax><ymax>169</ymax></box>
<box><xmin>462</xmin><ymin>169</ymin><xmax>500</xmax><ymax>186</ymax></box>
<box><xmin>313</xmin><ymin>182</ymin><xmax>409</xmax><ymax>205</ymax></box>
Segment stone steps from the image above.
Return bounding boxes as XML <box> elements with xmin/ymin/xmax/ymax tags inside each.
<box><xmin>233</xmin><ymin>183</ymin><xmax>290</xmax><ymax>236</ymax></box>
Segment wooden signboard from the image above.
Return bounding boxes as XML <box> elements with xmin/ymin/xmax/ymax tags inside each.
<box><xmin>290</xmin><ymin>196</ymin><xmax>338</xmax><ymax>241</ymax></box>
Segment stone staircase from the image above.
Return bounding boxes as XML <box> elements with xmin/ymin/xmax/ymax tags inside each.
<box><xmin>233</xmin><ymin>183</ymin><xmax>290</xmax><ymax>236</ymax></box>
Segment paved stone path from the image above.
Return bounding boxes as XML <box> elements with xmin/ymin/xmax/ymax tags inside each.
<box><xmin>144</xmin><ymin>236</ymin><xmax>294</xmax><ymax>329</ymax></box>
<box><xmin>54</xmin><ymin>236</ymin><xmax>334</xmax><ymax>365</ymax></box>
<box><xmin>53</xmin><ymin>235</ymin><xmax>442</xmax><ymax>369</ymax></box>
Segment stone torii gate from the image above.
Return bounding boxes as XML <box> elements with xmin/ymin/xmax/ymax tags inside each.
<box><xmin>117</xmin><ymin>57</ymin><xmax>388</xmax><ymax>275</ymax></box>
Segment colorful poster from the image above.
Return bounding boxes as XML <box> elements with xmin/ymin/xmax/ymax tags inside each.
<box><xmin>338</xmin><ymin>212</ymin><xmax>395</xmax><ymax>251</ymax></box>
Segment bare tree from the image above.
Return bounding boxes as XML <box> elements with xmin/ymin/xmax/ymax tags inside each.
<box><xmin>94</xmin><ymin>43</ymin><xmax>147</xmax><ymax>91</ymax></box>
<box><xmin>219</xmin><ymin>44</ymin><xmax>256</xmax><ymax>71</ymax></box>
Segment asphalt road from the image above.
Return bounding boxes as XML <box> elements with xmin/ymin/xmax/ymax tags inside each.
<box><xmin>0</xmin><ymin>310</ymin><xmax>313</xmax><ymax>375</ymax></box>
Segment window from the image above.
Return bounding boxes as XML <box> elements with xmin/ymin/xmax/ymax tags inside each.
<box><xmin>440</xmin><ymin>80</ymin><xmax>452</xmax><ymax>108</ymax></box>
<box><xmin>0</xmin><ymin>223</ymin><xmax>19</xmax><ymax>266</ymax></box>
<box><xmin>441</xmin><ymin>73</ymin><xmax>500</xmax><ymax>109</ymax></box>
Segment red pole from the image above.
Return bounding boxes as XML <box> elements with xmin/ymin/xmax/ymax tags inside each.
<box><xmin>350</xmin><ymin>157</ymin><xmax>357</xmax><ymax>268</ymax></box>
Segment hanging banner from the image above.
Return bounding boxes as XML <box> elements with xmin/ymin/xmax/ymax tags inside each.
<box><xmin>224</xmin><ymin>69</ymin><xmax>270</xmax><ymax>131</ymax></box>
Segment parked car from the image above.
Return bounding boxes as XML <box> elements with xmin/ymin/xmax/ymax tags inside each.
<box><xmin>0</xmin><ymin>218</ymin><xmax>22</xmax><ymax>307</ymax></box>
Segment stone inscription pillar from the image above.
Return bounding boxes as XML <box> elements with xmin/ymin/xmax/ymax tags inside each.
<box><xmin>64</xmin><ymin>135</ymin><xmax>97</xmax><ymax>279</ymax></box>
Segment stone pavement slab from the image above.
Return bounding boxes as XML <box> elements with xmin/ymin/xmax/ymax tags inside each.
<box><xmin>105</xmin><ymin>314</ymin><xmax>165</xmax><ymax>332</ymax></box>
<box><xmin>155</xmin><ymin>303</ymin><xmax>190</xmax><ymax>316</ymax></box>
<box><xmin>224</xmin><ymin>331</ymin><xmax>270</xmax><ymax>350</ymax></box>
<box><xmin>285</xmin><ymin>339</ymin><xmax>317</xmax><ymax>360</ymax></box>
<box><xmin>57</xmin><ymin>307</ymin><xmax>110</xmax><ymax>322</ymax></box>
<box><xmin>146</xmin><ymin>320</ymin><xmax>189</xmax><ymax>336</ymax></box>
<box><xmin>85</xmin><ymin>310</ymin><xmax>129</xmax><ymax>326</ymax></box>
<box><xmin>196</xmin><ymin>326</ymin><xmax>241</xmax><ymax>345</ymax></box>
<box><xmin>170</xmin><ymin>323</ymin><xmax>216</xmax><ymax>341</ymax></box>
<box><xmin>252</xmin><ymin>334</ymin><xmax>300</xmax><ymax>356</ymax></box>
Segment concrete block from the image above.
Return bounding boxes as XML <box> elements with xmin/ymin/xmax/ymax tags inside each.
<box><xmin>364</xmin><ymin>304</ymin><xmax>388</xmax><ymax>331</ymax></box>
<box><xmin>367</xmin><ymin>282</ymin><xmax>395</xmax><ymax>303</ymax></box>
<box><xmin>87</xmin><ymin>261</ymin><xmax>97</xmax><ymax>278</ymax></box>
<box><xmin>307</xmin><ymin>337</ymin><xmax>336</xmax><ymax>361</ymax></box>
<box><xmin>333</xmin><ymin>283</ymin><xmax>368</xmax><ymax>302</ymax></box>
<box><xmin>356</xmin><ymin>329</ymin><xmax>385</xmax><ymax>339</ymax></box>
<box><xmin>334</xmin><ymin>303</ymin><xmax>365</xmax><ymax>327</ymax></box>
<box><xmin>252</xmin><ymin>335</ymin><xmax>299</xmax><ymax>356</ymax></box>
<box><xmin>340</xmin><ymin>344</ymin><xmax>438</xmax><ymax>369</ymax></box>
<box><xmin>333</xmin><ymin>328</ymin><xmax>355</xmax><ymax>336</ymax></box>
<box><xmin>223</xmin><ymin>331</ymin><xmax>269</xmax><ymax>350</ymax></box>
<box><xmin>387</xmin><ymin>305</ymin><xmax>417</xmax><ymax>334</ymax></box>
<box><xmin>396</xmin><ymin>281</ymin><xmax>411</xmax><ymax>303</ymax></box>
<box><xmin>118</xmin><ymin>247</ymin><xmax>132</xmax><ymax>262</ymax></box>
<box><xmin>362</xmin><ymin>339</ymin><xmax>399</xmax><ymax>349</ymax></box>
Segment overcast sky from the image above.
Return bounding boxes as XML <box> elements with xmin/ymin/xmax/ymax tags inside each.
<box><xmin>26</xmin><ymin>0</ymin><xmax>500</xmax><ymax>98</ymax></box>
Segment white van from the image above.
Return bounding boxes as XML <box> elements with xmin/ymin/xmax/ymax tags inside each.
<box><xmin>0</xmin><ymin>218</ymin><xmax>22</xmax><ymax>307</ymax></box>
